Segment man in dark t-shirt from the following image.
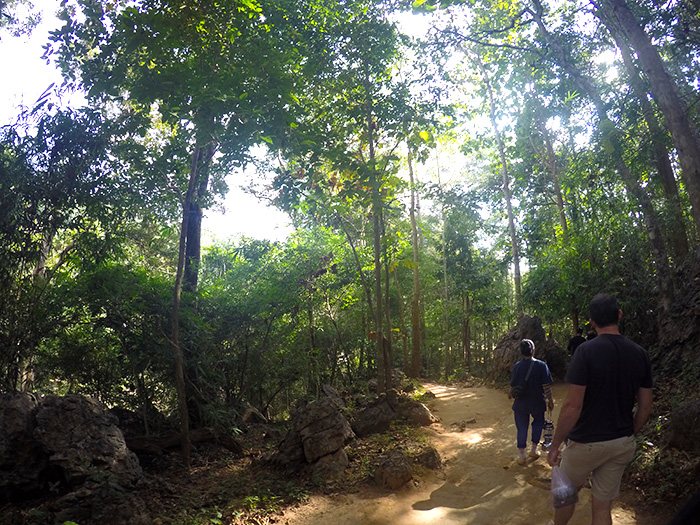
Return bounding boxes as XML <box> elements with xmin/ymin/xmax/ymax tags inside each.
<box><xmin>566</xmin><ymin>328</ymin><xmax>586</xmax><ymax>356</ymax></box>
<box><xmin>547</xmin><ymin>294</ymin><xmax>653</xmax><ymax>525</ymax></box>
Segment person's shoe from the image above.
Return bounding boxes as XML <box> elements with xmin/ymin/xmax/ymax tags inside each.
<box><xmin>528</xmin><ymin>450</ymin><xmax>541</xmax><ymax>459</ymax></box>
<box><xmin>517</xmin><ymin>456</ymin><xmax>527</xmax><ymax>465</ymax></box>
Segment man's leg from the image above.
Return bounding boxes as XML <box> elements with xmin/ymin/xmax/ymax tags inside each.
<box><xmin>513</xmin><ymin>409</ymin><xmax>529</xmax><ymax>461</ymax></box>
<box><xmin>553</xmin><ymin>503</ymin><xmax>576</xmax><ymax>525</ymax></box>
<box><xmin>530</xmin><ymin>411</ymin><xmax>545</xmax><ymax>457</ymax></box>
<box><xmin>591</xmin><ymin>496</ymin><xmax>613</xmax><ymax>525</ymax></box>
<box><xmin>588</xmin><ymin>436</ymin><xmax>635</xmax><ymax>525</ymax></box>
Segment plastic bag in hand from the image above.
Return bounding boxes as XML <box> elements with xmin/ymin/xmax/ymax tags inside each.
<box><xmin>551</xmin><ymin>465</ymin><xmax>579</xmax><ymax>509</ymax></box>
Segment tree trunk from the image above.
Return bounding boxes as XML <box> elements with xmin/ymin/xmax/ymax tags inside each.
<box><xmin>382</xmin><ymin>215</ymin><xmax>393</xmax><ymax>391</ymax></box>
<box><xmin>337</xmin><ymin>211</ymin><xmax>375</xmax><ymax>321</ymax></box>
<box><xmin>393</xmin><ymin>269</ymin><xmax>410</xmax><ymax>375</ymax></box>
<box><xmin>475</xmin><ymin>51</ymin><xmax>524</xmax><ymax>318</ymax></box>
<box><xmin>408</xmin><ymin>151</ymin><xmax>422</xmax><ymax>378</ymax></box>
<box><xmin>365</xmin><ymin>75</ymin><xmax>385</xmax><ymax>393</ymax></box>
<box><xmin>170</xmin><ymin>142</ymin><xmax>204</xmax><ymax>468</ymax></box>
<box><xmin>437</xmin><ymin>158</ymin><xmax>451</xmax><ymax>380</ymax></box>
<box><xmin>530</xmin><ymin>100</ymin><xmax>569</xmax><ymax>241</ymax></box>
<box><xmin>596</xmin><ymin>0</ymin><xmax>700</xmax><ymax>240</ymax></box>
<box><xmin>462</xmin><ymin>295</ymin><xmax>472</xmax><ymax>372</ymax></box>
<box><xmin>181</xmin><ymin>142</ymin><xmax>215</xmax><ymax>429</ymax></box>
<box><xmin>183</xmin><ymin>143</ymin><xmax>215</xmax><ymax>296</ymax></box>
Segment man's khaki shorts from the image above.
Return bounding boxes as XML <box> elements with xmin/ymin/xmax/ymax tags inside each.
<box><xmin>560</xmin><ymin>435</ymin><xmax>636</xmax><ymax>501</ymax></box>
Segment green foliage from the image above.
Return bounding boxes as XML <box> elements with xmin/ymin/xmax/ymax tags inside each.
<box><xmin>1</xmin><ymin>1</ymin><xmax>695</xmax><ymax>486</ymax></box>
<box><xmin>0</xmin><ymin>109</ymin><xmax>147</xmax><ymax>391</ymax></box>
<box><xmin>0</xmin><ymin>0</ymin><xmax>41</xmax><ymax>37</ymax></box>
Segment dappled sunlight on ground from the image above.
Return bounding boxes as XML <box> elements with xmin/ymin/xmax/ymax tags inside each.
<box><xmin>281</xmin><ymin>382</ymin><xmax>668</xmax><ymax>525</ymax></box>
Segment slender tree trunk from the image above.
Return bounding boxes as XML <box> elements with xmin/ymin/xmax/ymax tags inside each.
<box><xmin>170</xmin><ymin>143</ymin><xmax>204</xmax><ymax>468</ymax></box>
<box><xmin>382</xmin><ymin>214</ymin><xmax>393</xmax><ymax>391</ymax></box>
<box><xmin>307</xmin><ymin>290</ymin><xmax>318</xmax><ymax>397</ymax></box>
<box><xmin>594</xmin><ymin>3</ymin><xmax>689</xmax><ymax>259</ymax></box>
<box><xmin>180</xmin><ymin>142</ymin><xmax>215</xmax><ymax>428</ymax></box>
<box><xmin>595</xmin><ymin>0</ymin><xmax>700</xmax><ymax>239</ymax></box>
<box><xmin>529</xmin><ymin>106</ymin><xmax>580</xmax><ymax>327</ymax></box>
<box><xmin>436</xmin><ymin>152</ymin><xmax>451</xmax><ymax>380</ymax></box>
<box><xmin>383</xmin><ymin>259</ymin><xmax>393</xmax><ymax>390</ymax></box>
<box><xmin>393</xmin><ymin>270</ymin><xmax>410</xmax><ymax>375</ymax></box>
<box><xmin>365</xmin><ymin>75</ymin><xmax>385</xmax><ymax>393</ymax></box>
<box><xmin>408</xmin><ymin>151</ymin><xmax>422</xmax><ymax>378</ymax></box>
<box><xmin>531</xmin><ymin>0</ymin><xmax>674</xmax><ymax>313</ymax></box>
<box><xmin>336</xmin><ymin>211</ymin><xmax>375</xmax><ymax>321</ymax></box>
<box><xmin>183</xmin><ymin>143</ymin><xmax>215</xmax><ymax>296</ymax></box>
<box><xmin>462</xmin><ymin>295</ymin><xmax>471</xmax><ymax>373</ymax></box>
<box><xmin>475</xmin><ymin>51</ymin><xmax>524</xmax><ymax>317</ymax></box>
<box><xmin>530</xmin><ymin>103</ymin><xmax>569</xmax><ymax>240</ymax></box>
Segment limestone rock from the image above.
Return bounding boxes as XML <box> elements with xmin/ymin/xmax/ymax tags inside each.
<box><xmin>0</xmin><ymin>392</ymin><xmax>147</xmax><ymax>524</ymax></box>
<box><xmin>489</xmin><ymin>315</ymin><xmax>567</xmax><ymax>381</ymax></box>
<box><xmin>312</xmin><ymin>448</ymin><xmax>349</xmax><ymax>481</ymax></box>
<box><xmin>374</xmin><ymin>450</ymin><xmax>413</xmax><ymax>490</ymax></box>
<box><xmin>666</xmin><ymin>400</ymin><xmax>700</xmax><ymax>454</ymax></box>
<box><xmin>394</xmin><ymin>397</ymin><xmax>438</xmax><ymax>426</ymax></box>
<box><xmin>270</xmin><ymin>397</ymin><xmax>355</xmax><ymax>482</ymax></box>
<box><xmin>415</xmin><ymin>447</ymin><xmax>442</xmax><ymax>470</ymax></box>
<box><xmin>0</xmin><ymin>391</ymin><xmax>45</xmax><ymax>498</ymax></box>
<box><xmin>351</xmin><ymin>394</ymin><xmax>395</xmax><ymax>438</ymax></box>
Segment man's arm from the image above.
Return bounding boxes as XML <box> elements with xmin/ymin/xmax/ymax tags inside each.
<box><xmin>547</xmin><ymin>384</ymin><xmax>586</xmax><ymax>466</ymax></box>
<box><xmin>633</xmin><ymin>387</ymin><xmax>653</xmax><ymax>434</ymax></box>
<box><xmin>543</xmin><ymin>383</ymin><xmax>554</xmax><ymax>412</ymax></box>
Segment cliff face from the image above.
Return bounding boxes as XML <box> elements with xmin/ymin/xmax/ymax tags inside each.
<box><xmin>654</xmin><ymin>248</ymin><xmax>700</xmax><ymax>378</ymax></box>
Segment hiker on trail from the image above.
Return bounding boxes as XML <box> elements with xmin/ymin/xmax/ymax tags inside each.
<box><xmin>508</xmin><ymin>338</ymin><xmax>554</xmax><ymax>465</ymax></box>
<box><xmin>547</xmin><ymin>293</ymin><xmax>653</xmax><ymax>525</ymax></box>
<box><xmin>567</xmin><ymin>328</ymin><xmax>586</xmax><ymax>356</ymax></box>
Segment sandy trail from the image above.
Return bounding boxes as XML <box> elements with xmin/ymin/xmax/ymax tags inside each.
<box><xmin>282</xmin><ymin>382</ymin><xmax>670</xmax><ymax>525</ymax></box>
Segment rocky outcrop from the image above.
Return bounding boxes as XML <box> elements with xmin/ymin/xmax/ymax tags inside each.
<box><xmin>351</xmin><ymin>389</ymin><xmax>438</xmax><ymax>438</ymax></box>
<box><xmin>0</xmin><ymin>392</ymin><xmax>148</xmax><ymax>524</ymax></box>
<box><xmin>271</xmin><ymin>396</ymin><xmax>355</xmax><ymax>481</ymax></box>
<box><xmin>666</xmin><ymin>400</ymin><xmax>700</xmax><ymax>454</ymax></box>
<box><xmin>374</xmin><ymin>450</ymin><xmax>413</xmax><ymax>490</ymax></box>
<box><xmin>415</xmin><ymin>446</ymin><xmax>442</xmax><ymax>470</ymax></box>
<box><xmin>351</xmin><ymin>394</ymin><xmax>396</xmax><ymax>438</ymax></box>
<box><xmin>489</xmin><ymin>315</ymin><xmax>567</xmax><ymax>381</ymax></box>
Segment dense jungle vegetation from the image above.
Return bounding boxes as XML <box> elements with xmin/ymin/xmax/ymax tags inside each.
<box><xmin>2</xmin><ymin>0</ymin><xmax>700</xmax><ymax>514</ymax></box>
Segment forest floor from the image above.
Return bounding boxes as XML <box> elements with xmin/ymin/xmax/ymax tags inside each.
<box><xmin>276</xmin><ymin>382</ymin><xmax>678</xmax><ymax>525</ymax></box>
<box><xmin>0</xmin><ymin>382</ymin><xmax>689</xmax><ymax>524</ymax></box>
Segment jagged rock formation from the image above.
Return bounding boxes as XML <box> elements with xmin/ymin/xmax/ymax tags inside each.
<box><xmin>271</xmin><ymin>395</ymin><xmax>355</xmax><ymax>481</ymax></box>
<box><xmin>351</xmin><ymin>389</ymin><xmax>438</xmax><ymax>438</ymax></box>
<box><xmin>0</xmin><ymin>392</ymin><xmax>148</xmax><ymax>524</ymax></box>
<box><xmin>488</xmin><ymin>315</ymin><xmax>568</xmax><ymax>382</ymax></box>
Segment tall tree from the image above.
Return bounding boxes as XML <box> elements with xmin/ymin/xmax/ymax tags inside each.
<box><xmin>51</xmin><ymin>0</ymin><xmax>369</xmax><ymax>463</ymax></box>
<box><xmin>407</xmin><ymin>150</ymin><xmax>422</xmax><ymax>378</ymax></box>
<box><xmin>604</xmin><ymin>21</ymin><xmax>689</xmax><ymax>259</ymax></box>
<box><xmin>593</xmin><ymin>0</ymin><xmax>700</xmax><ymax>240</ymax></box>
<box><xmin>266</xmin><ymin>8</ymin><xmax>436</xmax><ymax>391</ymax></box>
<box><xmin>474</xmin><ymin>49</ymin><xmax>524</xmax><ymax>318</ymax></box>
<box><xmin>529</xmin><ymin>0</ymin><xmax>674</xmax><ymax>313</ymax></box>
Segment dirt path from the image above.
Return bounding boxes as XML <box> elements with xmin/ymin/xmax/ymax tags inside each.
<box><xmin>281</xmin><ymin>382</ymin><xmax>673</xmax><ymax>525</ymax></box>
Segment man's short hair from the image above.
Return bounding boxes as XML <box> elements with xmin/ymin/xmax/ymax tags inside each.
<box><xmin>520</xmin><ymin>339</ymin><xmax>535</xmax><ymax>356</ymax></box>
<box><xmin>589</xmin><ymin>293</ymin><xmax>620</xmax><ymax>327</ymax></box>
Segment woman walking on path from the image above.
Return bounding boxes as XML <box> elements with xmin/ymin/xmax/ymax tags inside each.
<box><xmin>509</xmin><ymin>339</ymin><xmax>555</xmax><ymax>464</ymax></box>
